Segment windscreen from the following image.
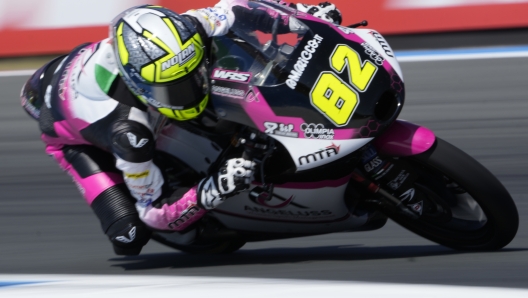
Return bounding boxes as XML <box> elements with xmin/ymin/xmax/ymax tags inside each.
<box><xmin>229</xmin><ymin>1</ymin><xmax>312</xmax><ymax>86</ymax></box>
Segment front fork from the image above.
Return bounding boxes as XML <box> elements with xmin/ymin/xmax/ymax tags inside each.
<box><xmin>352</xmin><ymin>120</ymin><xmax>437</xmax><ymax>219</ymax></box>
<box><xmin>352</xmin><ymin>145</ymin><xmax>420</xmax><ymax>219</ymax></box>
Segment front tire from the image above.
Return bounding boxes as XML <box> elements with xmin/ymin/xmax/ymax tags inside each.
<box><xmin>387</xmin><ymin>138</ymin><xmax>518</xmax><ymax>250</ymax></box>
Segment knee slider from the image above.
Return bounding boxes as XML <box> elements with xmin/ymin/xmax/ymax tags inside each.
<box><xmin>107</xmin><ymin>215</ymin><xmax>151</xmax><ymax>256</ymax></box>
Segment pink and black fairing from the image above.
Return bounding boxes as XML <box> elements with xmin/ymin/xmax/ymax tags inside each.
<box><xmin>208</xmin><ymin>1</ymin><xmax>433</xmax><ymax>162</ymax></box>
<box><xmin>210</xmin><ymin>1</ymin><xmax>400</xmax><ymax>133</ymax></box>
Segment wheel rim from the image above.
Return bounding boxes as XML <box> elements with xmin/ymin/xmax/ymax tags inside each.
<box><xmin>416</xmin><ymin>177</ymin><xmax>488</xmax><ymax>232</ymax></box>
<box><xmin>398</xmin><ymin>162</ymin><xmax>494</xmax><ymax>244</ymax></box>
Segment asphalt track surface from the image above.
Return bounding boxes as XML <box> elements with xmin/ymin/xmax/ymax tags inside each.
<box><xmin>1</xmin><ymin>56</ymin><xmax>527</xmax><ymax>289</ymax></box>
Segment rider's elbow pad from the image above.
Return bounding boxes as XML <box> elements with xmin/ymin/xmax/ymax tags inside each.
<box><xmin>111</xmin><ymin>120</ymin><xmax>155</xmax><ymax>163</ymax></box>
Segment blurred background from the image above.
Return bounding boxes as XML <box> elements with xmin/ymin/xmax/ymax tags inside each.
<box><xmin>2</xmin><ymin>0</ymin><xmax>528</xmax><ymax>58</ymax></box>
<box><xmin>1</xmin><ymin>0</ymin><xmax>528</xmax><ymax>290</ymax></box>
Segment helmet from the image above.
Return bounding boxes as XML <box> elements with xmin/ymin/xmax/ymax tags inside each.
<box><xmin>111</xmin><ymin>5</ymin><xmax>209</xmax><ymax>121</ymax></box>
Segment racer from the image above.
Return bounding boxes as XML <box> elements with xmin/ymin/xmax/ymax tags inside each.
<box><xmin>20</xmin><ymin>0</ymin><xmax>342</xmax><ymax>256</ymax></box>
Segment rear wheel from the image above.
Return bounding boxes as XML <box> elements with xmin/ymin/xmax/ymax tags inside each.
<box><xmin>385</xmin><ymin>138</ymin><xmax>518</xmax><ymax>250</ymax></box>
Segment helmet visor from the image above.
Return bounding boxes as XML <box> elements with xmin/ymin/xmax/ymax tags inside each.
<box><xmin>151</xmin><ymin>61</ymin><xmax>209</xmax><ymax>110</ymax></box>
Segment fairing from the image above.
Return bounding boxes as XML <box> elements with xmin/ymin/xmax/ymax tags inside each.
<box><xmin>210</xmin><ymin>2</ymin><xmax>404</xmax><ymax>132</ymax></box>
<box><xmin>154</xmin><ymin>1</ymin><xmax>434</xmax><ymax>238</ymax></box>
<box><xmin>209</xmin><ymin>0</ymin><xmax>405</xmax><ymax>171</ymax></box>
<box><xmin>373</xmin><ymin>120</ymin><xmax>436</xmax><ymax>157</ymax></box>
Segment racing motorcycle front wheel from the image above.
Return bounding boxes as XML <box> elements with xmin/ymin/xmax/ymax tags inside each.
<box><xmin>386</xmin><ymin>138</ymin><xmax>518</xmax><ymax>250</ymax></box>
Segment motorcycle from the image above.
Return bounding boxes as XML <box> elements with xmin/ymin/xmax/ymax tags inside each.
<box><xmin>151</xmin><ymin>0</ymin><xmax>519</xmax><ymax>253</ymax></box>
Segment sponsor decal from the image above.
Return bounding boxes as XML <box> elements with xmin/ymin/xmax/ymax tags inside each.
<box><xmin>115</xmin><ymin>226</ymin><xmax>136</xmax><ymax>243</ymax></box>
<box><xmin>125</xmin><ymin>171</ymin><xmax>150</xmax><ymax>179</ymax></box>
<box><xmin>244</xmin><ymin>206</ymin><xmax>333</xmax><ymax>217</ymax></box>
<box><xmin>370</xmin><ymin>31</ymin><xmax>394</xmax><ymax>58</ymax></box>
<box><xmin>137</xmin><ymin>198</ymin><xmax>153</xmax><ymax>208</ymax></box>
<box><xmin>212</xmin><ymin>68</ymin><xmax>251</xmax><ymax>82</ymax></box>
<box><xmin>298</xmin><ymin>143</ymin><xmax>340</xmax><ymax>166</ymax></box>
<box><xmin>364</xmin><ymin>156</ymin><xmax>383</xmax><ymax>172</ymax></box>
<box><xmin>361</xmin><ymin>42</ymin><xmax>385</xmax><ymax>66</ymax></box>
<box><xmin>126</xmin><ymin>132</ymin><xmax>149</xmax><ymax>148</ymax></box>
<box><xmin>361</xmin><ymin>145</ymin><xmax>378</xmax><ymax>163</ymax></box>
<box><xmin>301</xmin><ymin>123</ymin><xmax>335</xmax><ymax>140</ymax></box>
<box><xmin>131</xmin><ymin>187</ymin><xmax>154</xmax><ymax>205</ymax></box>
<box><xmin>168</xmin><ymin>205</ymin><xmax>202</xmax><ymax>229</ymax></box>
<box><xmin>399</xmin><ymin>188</ymin><xmax>423</xmax><ymax>215</ymax></box>
<box><xmin>250</xmin><ymin>191</ymin><xmax>308</xmax><ymax>209</ymax></box>
<box><xmin>374</xmin><ymin>163</ymin><xmax>394</xmax><ymax>180</ymax></box>
<box><xmin>204</xmin><ymin>7</ymin><xmax>227</xmax><ymax>21</ymax></box>
<box><xmin>161</xmin><ymin>43</ymin><xmax>196</xmax><ymax>71</ymax></box>
<box><xmin>387</xmin><ymin>170</ymin><xmax>410</xmax><ymax>190</ymax></box>
<box><xmin>286</xmin><ymin>34</ymin><xmax>324</xmax><ymax>90</ymax></box>
<box><xmin>246</xmin><ymin>187</ymin><xmax>333</xmax><ymax>219</ymax></box>
<box><xmin>140</xmin><ymin>190</ymin><xmax>154</xmax><ymax>200</ymax></box>
<box><xmin>245</xmin><ymin>91</ymin><xmax>260</xmax><ymax>103</ymax></box>
<box><xmin>129</xmin><ymin>183</ymin><xmax>153</xmax><ymax>190</ymax></box>
<box><xmin>264</xmin><ymin>122</ymin><xmax>299</xmax><ymax>138</ymax></box>
<box><xmin>336</xmin><ymin>25</ymin><xmax>354</xmax><ymax>35</ymax></box>
<box><xmin>408</xmin><ymin>201</ymin><xmax>423</xmax><ymax>215</ymax></box>
<box><xmin>399</xmin><ymin>188</ymin><xmax>415</xmax><ymax>202</ymax></box>
<box><xmin>211</xmin><ymin>85</ymin><xmax>246</xmax><ymax>98</ymax></box>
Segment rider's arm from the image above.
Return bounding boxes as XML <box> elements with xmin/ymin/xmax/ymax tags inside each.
<box><xmin>182</xmin><ymin>0</ymin><xmax>341</xmax><ymax>40</ymax></box>
<box><xmin>110</xmin><ymin>114</ymin><xmax>164</xmax><ymax>207</ymax></box>
<box><xmin>107</xmin><ymin>105</ymin><xmax>204</xmax><ymax>232</ymax></box>
<box><xmin>182</xmin><ymin>0</ymin><xmax>239</xmax><ymax>37</ymax></box>
<box><xmin>109</xmin><ymin>107</ymin><xmax>254</xmax><ymax>231</ymax></box>
<box><xmin>110</xmin><ymin>116</ymin><xmax>205</xmax><ymax>232</ymax></box>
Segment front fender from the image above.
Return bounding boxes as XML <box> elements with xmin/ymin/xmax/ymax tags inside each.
<box><xmin>373</xmin><ymin>120</ymin><xmax>436</xmax><ymax>157</ymax></box>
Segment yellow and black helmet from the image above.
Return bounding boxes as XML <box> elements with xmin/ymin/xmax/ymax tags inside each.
<box><xmin>111</xmin><ymin>5</ymin><xmax>209</xmax><ymax>120</ymax></box>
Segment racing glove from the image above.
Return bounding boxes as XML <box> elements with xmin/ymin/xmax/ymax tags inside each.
<box><xmin>296</xmin><ymin>2</ymin><xmax>342</xmax><ymax>25</ymax></box>
<box><xmin>198</xmin><ymin>158</ymin><xmax>256</xmax><ymax>210</ymax></box>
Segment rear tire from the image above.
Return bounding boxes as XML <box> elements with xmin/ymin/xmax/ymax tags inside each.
<box><xmin>387</xmin><ymin>138</ymin><xmax>518</xmax><ymax>250</ymax></box>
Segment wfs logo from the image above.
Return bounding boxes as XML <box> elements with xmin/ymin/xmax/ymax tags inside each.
<box><xmin>212</xmin><ymin>69</ymin><xmax>251</xmax><ymax>82</ymax></box>
<box><xmin>301</xmin><ymin>123</ymin><xmax>335</xmax><ymax>140</ymax></box>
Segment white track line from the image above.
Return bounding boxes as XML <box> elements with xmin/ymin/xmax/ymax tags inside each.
<box><xmin>1</xmin><ymin>275</ymin><xmax>528</xmax><ymax>298</ymax></box>
<box><xmin>0</xmin><ymin>69</ymin><xmax>36</xmax><ymax>77</ymax></box>
<box><xmin>1</xmin><ymin>46</ymin><xmax>528</xmax><ymax>77</ymax></box>
<box><xmin>396</xmin><ymin>49</ymin><xmax>528</xmax><ymax>62</ymax></box>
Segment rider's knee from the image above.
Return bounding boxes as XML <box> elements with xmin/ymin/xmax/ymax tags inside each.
<box><xmin>106</xmin><ymin>215</ymin><xmax>151</xmax><ymax>256</ymax></box>
<box><xmin>91</xmin><ymin>184</ymin><xmax>151</xmax><ymax>255</ymax></box>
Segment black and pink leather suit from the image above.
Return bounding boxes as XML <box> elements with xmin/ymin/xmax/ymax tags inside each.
<box><xmin>20</xmin><ymin>0</ymin><xmax>339</xmax><ymax>255</ymax></box>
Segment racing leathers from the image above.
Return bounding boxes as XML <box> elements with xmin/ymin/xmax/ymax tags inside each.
<box><xmin>20</xmin><ymin>0</ymin><xmax>342</xmax><ymax>256</ymax></box>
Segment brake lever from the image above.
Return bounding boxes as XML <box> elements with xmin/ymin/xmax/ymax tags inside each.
<box><xmin>347</xmin><ymin>20</ymin><xmax>368</xmax><ymax>28</ymax></box>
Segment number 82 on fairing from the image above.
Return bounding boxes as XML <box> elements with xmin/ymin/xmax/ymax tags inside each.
<box><xmin>310</xmin><ymin>44</ymin><xmax>378</xmax><ymax>127</ymax></box>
